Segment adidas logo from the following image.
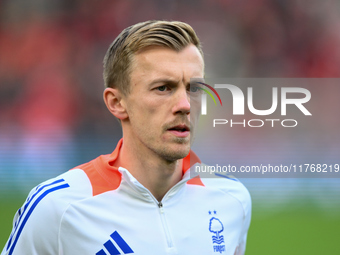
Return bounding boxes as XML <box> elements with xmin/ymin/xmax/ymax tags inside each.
<box><xmin>96</xmin><ymin>231</ymin><xmax>134</xmax><ymax>255</ymax></box>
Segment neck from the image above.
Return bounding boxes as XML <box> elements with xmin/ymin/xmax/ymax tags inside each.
<box><xmin>114</xmin><ymin>137</ymin><xmax>183</xmax><ymax>202</ymax></box>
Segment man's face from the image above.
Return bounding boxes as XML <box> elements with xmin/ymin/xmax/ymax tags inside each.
<box><xmin>122</xmin><ymin>44</ymin><xmax>204</xmax><ymax>161</ymax></box>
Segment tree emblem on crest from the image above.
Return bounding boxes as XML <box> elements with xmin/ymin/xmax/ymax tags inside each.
<box><xmin>209</xmin><ymin>217</ymin><xmax>225</xmax><ymax>244</ymax></box>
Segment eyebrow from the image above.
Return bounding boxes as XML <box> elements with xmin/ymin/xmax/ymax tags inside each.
<box><xmin>149</xmin><ymin>78</ymin><xmax>181</xmax><ymax>86</ymax></box>
<box><xmin>148</xmin><ymin>76</ymin><xmax>204</xmax><ymax>88</ymax></box>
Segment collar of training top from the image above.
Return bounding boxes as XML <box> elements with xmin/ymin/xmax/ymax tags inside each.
<box><xmin>108</xmin><ymin>138</ymin><xmax>201</xmax><ymax>174</ymax></box>
<box><xmin>73</xmin><ymin>138</ymin><xmax>203</xmax><ymax>196</ymax></box>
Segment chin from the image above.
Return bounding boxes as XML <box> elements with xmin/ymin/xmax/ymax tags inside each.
<box><xmin>160</xmin><ymin>144</ymin><xmax>190</xmax><ymax>162</ymax></box>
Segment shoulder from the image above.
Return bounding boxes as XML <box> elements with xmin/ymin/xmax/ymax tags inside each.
<box><xmin>17</xmin><ymin>168</ymin><xmax>93</xmax><ymax>228</ymax></box>
<box><xmin>25</xmin><ymin>168</ymin><xmax>95</xmax><ymax>222</ymax></box>
<box><xmin>195</xmin><ymin>164</ymin><xmax>252</xmax><ymax>214</ymax></box>
<box><xmin>18</xmin><ymin>150</ymin><xmax>121</xmax><ymax>223</ymax></box>
<box><xmin>2</xmin><ymin>169</ymin><xmax>93</xmax><ymax>255</ymax></box>
<box><xmin>30</xmin><ymin>168</ymin><xmax>93</xmax><ymax>206</ymax></box>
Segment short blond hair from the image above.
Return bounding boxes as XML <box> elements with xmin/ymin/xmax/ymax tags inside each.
<box><xmin>103</xmin><ymin>20</ymin><xmax>203</xmax><ymax>95</ymax></box>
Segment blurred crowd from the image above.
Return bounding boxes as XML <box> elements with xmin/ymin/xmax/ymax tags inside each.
<box><xmin>1</xmin><ymin>0</ymin><xmax>340</xmax><ymax>191</ymax></box>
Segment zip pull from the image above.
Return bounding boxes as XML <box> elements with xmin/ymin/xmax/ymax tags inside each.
<box><xmin>158</xmin><ymin>202</ymin><xmax>164</xmax><ymax>213</ymax></box>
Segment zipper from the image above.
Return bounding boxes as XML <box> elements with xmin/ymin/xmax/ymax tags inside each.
<box><xmin>156</xmin><ymin>177</ymin><xmax>189</xmax><ymax>249</ymax></box>
<box><xmin>157</xmin><ymin>201</ymin><xmax>174</xmax><ymax>248</ymax></box>
<box><xmin>131</xmin><ymin>184</ymin><xmax>178</xmax><ymax>249</ymax></box>
<box><xmin>155</xmin><ymin>177</ymin><xmax>190</xmax><ymax>249</ymax></box>
<box><xmin>123</xmin><ymin>169</ymin><xmax>191</xmax><ymax>250</ymax></box>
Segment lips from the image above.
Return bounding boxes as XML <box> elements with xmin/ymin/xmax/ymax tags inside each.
<box><xmin>168</xmin><ymin>124</ymin><xmax>190</xmax><ymax>132</ymax></box>
<box><xmin>167</xmin><ymin>124</ymin><xmax>190</xmax><ymax>138</ymax></box>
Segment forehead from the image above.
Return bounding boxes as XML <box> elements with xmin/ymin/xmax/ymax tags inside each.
<box><xmin>130</xmin><ymin>45</ymin><xmax>204</xmax><ymax>83</ymax></box>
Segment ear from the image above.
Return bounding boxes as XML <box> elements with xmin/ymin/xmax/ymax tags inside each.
<box><xmin>103</xmin><ymin>88</ymin><xmax>128</xmax><ymax>120</ymax></box>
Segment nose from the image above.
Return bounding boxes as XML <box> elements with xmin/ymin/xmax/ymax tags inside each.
<box><xmin>172</xmin><ymin>87</ymin><xmax>190</xmax><ymax>115</ymax></box>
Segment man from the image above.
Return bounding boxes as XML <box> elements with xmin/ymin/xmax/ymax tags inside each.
<box><xmin>2</xmin><ymin>20</ymin><xmax>251</xmax><ymax>255</ymax></box>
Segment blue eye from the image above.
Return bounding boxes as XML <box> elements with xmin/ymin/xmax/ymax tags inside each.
<box><xmin>190</xmin><ymin>86</ymin><xmax>199</xmax><ymax>92</ymax></box>
<box><xmin>157</xmin><ymin>85</ymin><xmax>167</xmax><ymax>91</ymax></box>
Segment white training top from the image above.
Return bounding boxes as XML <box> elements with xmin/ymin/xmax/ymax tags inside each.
<box><xmin>2</xmin><ymin>139</ymin><xmax>251</xmax><ymax>255</ymax></box>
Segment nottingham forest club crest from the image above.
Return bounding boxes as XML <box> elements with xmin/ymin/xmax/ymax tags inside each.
<box><xmin>209</xmin><ymin>211</ymin><xmax>225</xmax><ymax>253</ymax></box>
